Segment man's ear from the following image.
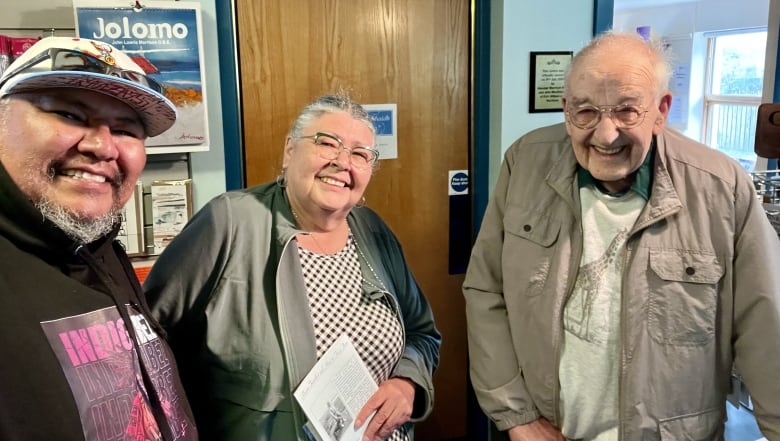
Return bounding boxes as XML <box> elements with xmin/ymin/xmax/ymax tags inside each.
<box><xmin>653</xmin><ymin>92</ymin><xmax>673</xmax><ymax>134</ymax></box>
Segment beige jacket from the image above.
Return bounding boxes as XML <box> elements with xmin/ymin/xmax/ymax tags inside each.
<box><xmin>463</xmin><ymin>123</ymin><xmax>780</xmax><ymax>440</ymax></box>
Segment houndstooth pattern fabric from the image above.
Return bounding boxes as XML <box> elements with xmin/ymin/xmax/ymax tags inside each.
<box><xmin>297</xmin><ymin>233</ymin><xmax>408</xmax><ymax>441</ymax></box>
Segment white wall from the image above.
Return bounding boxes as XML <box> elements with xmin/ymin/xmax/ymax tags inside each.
<box><xmin>613</xmin><ymin>0</ymin><xmax>770</xmax><ymax>166</ymax></box>
<box><xmin>614</xmin><ymin>0</ymin><xmax>769</xmax><ymax>36</ymax></box>
<box><xmin>488</xmin><ymin>0</ymin><xmax>594</xmax><ymax>190</ymax></box>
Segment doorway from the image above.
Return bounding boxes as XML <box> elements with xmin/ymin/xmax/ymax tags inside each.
<box><xmin>235</xmin><ymin>1</ymin><xmax>472</xmax><ymax>439</ymax></box>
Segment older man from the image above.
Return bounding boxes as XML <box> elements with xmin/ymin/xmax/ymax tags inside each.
<box><xmin>0</xmin><ymin>36</ymin><xmax>197</xmax><ymax>440</ymax></box>
<box><xmin>464</xmin><ymin>31</ymin><xmax>780</xmax><ymax>440</ymax></box>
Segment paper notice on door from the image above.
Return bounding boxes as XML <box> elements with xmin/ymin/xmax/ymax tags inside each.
<box><xmin>294</xmin><ymin>334</ymin><xmax>377</xmax><ymax>441</ymax></box>
<box><xmin>363</xmin><ymin>104</ymin><xmax>398</xmax><ymax>160</ymax></box>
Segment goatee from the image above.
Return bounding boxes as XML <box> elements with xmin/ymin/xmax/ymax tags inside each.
<box><xmin>36</xmin><ymin>198</ymin><xmax>121</xmax><ymax>245</ymax></box>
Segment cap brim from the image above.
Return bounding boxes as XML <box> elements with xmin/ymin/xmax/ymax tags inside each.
<box><xmin>0</xmin><ymin>71</ymin><xmax>177</xmax><ymax>137</ymax></box>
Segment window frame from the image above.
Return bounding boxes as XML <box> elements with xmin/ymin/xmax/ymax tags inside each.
<box><xmin>700</xmin><ymin>28</ymin><xmax>767</xmax><ymax>169</ymax></box>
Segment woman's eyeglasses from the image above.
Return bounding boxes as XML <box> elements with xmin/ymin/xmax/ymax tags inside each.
<box><xmin>298</xmin><ymin>132</ymin><xmax>379</xmax><ymax>170</ymax></box>
<box><xmin>0</xmin><ymin>47</ymin><xmax>163</xmax><ymax>94</ymax></box>
<box><xmin>566</xmin><ymin>104</ymin><xmax>648</xmax><ymax>130</ymax></box>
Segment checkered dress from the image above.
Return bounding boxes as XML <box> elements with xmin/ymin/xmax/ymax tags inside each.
<box><xmin>297</xmin><ymin>233</ymin><xmax>409</xmax><ymax>441</ymax></box>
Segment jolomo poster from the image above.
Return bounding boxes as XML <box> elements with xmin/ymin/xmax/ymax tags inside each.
<box><xmin>73</xmin><ymin>0</ymin><xmax>209</xmax><ymax>153</ymax></box>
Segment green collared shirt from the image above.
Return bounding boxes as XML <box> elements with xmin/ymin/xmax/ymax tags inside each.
<box><xmin>576</xmin><ymin>138</ymin><xmax>655</xmax><ymax>200</ymax></box>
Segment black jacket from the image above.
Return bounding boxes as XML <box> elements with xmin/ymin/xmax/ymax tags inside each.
<box><xmin>0</xmin><ymin>163</ymin><xmax>197</xmax><ymax>441</ymax></box>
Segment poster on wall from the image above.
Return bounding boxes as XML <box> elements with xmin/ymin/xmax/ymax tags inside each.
<box><xmin>668</xmin><ymin>63</ymin><xmax>691</xmax><ymax>129</ymax></box>
<box><xmin>73</xmin><ymin>0</ymin><xmax>209</xmax><ymax>153</ymax></box>
<box><xmin>363</xmin><ymin>103</ymin><xmax>398</xmax><ymax>160</ymax></box>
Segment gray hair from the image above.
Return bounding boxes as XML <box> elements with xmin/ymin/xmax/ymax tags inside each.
<box><xmin>287</xmin><ymin>90</ymin><xmax>376</xmax><ymax>139</ymax></box>
<box><xmin>564</xmin><ymin>30</ymin><xmax>673</xmax><ymax>100</ymax></box>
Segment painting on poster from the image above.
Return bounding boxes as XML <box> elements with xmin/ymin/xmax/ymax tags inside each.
<box><xmin>73</xmin><ymin>0</ymin><xmax>209</xmax><ymax>152</ymax></box>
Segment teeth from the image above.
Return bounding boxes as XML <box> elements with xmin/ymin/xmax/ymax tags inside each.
<box><xmin>63</xmin><ymin>170</ymin><xmax>107</xmax><ymax>183</ymax></box>
<box><xmin>594</xmin><ymin>145</ymin><xmax>623</xmax><ymax>155</ymax></box>
<box><xmin>320</xmin><ymin>176</ymin><xmax>346</xmax><ymax>187</ymax></box>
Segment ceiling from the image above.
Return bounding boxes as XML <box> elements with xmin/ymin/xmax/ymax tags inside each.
<box><xmin>614</xmin><ymin>0</ymin><xmax>701</xmax><ymax>11</ymax></box>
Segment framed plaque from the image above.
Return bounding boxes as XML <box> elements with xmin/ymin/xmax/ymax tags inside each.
<box><xmin>529</xmin><ymin>51</ymin><xmax>573</xmax><ymax>113</ymax></box>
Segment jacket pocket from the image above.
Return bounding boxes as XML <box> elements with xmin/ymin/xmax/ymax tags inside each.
<box><xmin>208</xmin><ymin>355</ymin><xmax>289</xmax><ymax>412</ymax></box>
<box><xmin>504</xmin><ymin>206</ymin><xmax>560</xmax><ymax>248</ymax></box>
<box><xmin>657</xmin><ymin>407</ymin><xmax>722</xmax><ymax>440</ymax></box>
<box><xmin>503</xmin><ymin>206</ymin><xmax>561</xmax><ymax>298</ymax></box>
<box><xmin>647</xmin><ymin>249</ymin><xmax>724</xmax><ymax>345</ymax></box>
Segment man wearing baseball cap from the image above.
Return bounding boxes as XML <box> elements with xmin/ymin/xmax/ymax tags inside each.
<box><xmin>0</xmin><ymin>37</ymin><xmax>198</xmax><ymax>440</ymax></box>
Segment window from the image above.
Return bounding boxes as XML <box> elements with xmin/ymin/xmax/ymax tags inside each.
<box><xmin>702</xmin><ymin>29</ymin><xmax>767</xmax><ymax>172</ymax></box>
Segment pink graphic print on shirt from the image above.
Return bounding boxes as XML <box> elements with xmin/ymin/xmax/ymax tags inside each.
<box><xmin>41</xmin><ymin>306</ymin><xmax>192</xmax><ymax>441</ymax></box>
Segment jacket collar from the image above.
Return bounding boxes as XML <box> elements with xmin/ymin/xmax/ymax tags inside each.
<box><xmin>633</xmin><ymin>131</ymin><xmax>683</xmax><ymax>231</ymax></box>
<box><xmin>266</xmin><ymin>181</ymin><xmax>391</xmax><ymax>300</ymax></box>
<box><xmin>545</xmin><ymin>129</ymin><xmax>683</xmax><ymax>227</ymax></box>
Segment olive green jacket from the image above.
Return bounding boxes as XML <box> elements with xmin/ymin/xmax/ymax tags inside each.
<box><xmin>146</xmin><ymin>182</ymin><xmax>440</xmax><ymax>441</ymax></box>
<box><xmin>463</xmin><ymin>123</ymin><xmax>780</xmax><ymax>440</ymax></box>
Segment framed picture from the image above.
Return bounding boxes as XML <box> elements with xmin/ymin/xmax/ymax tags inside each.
<box><xmin>529</xmin><ymin>51</ymin><xmax>573</xmax><ymax>113</ymax></box>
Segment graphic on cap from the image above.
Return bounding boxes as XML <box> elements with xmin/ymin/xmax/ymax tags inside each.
<box><xmin>0</xmin><ymin>37</ymin><xmax>177</xmax><ymax>137</ymax></box>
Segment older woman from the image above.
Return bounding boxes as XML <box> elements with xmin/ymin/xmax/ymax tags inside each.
<box><xmin>144</xmin><ymin>92</ymin><xmax>441</xmax><ymax>441</ymax></box>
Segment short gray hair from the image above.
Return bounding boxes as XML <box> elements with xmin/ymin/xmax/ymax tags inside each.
<box><xmin>288</xmin><ymin>90</ymin><xmax>376</xmax><ymax>139</ymax></box>
<box><xmin>564</xmin><ymin>30</ymin><xmax>673</xmax><ymax>100</ymax></box>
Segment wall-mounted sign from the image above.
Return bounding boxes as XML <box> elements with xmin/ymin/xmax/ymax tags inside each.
<box><xmin>529</xmin><ymin>51</ymin><xmax>572</xmax><ymax>113</ymax></box>
<box><xmin>449</xmin><ymin>170</ymin><xmax>468</xmax><ymax>196</ymax></box>
<box><xmin>363</xmin><ymin>103</ymin><xmax>398</xmax><ymax>160</ymax></box>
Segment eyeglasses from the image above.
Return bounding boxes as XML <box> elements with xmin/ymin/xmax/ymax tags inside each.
<box><xmin>298</xmin><ymin>132</ymin><xmax>379</xmax><ymax>170</ymax></box>
<box><xmin>0</xmin><ymin>47</ymin><xmax>163</xmax><ymax>94</ymax></box>
<box><xmin>566</xmin><ymin>104</ymin><xmax>649</xmax><ymax>130</ymax></box>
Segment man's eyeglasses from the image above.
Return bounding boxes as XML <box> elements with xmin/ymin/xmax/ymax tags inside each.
<box><xmin>566</xmin><ymin>104</ymin><xmax>649</xmax><ymax>130</ymax></box>
<box><xmin>298</xmin><ymin>132</ymin><xmax>379</xmax><ymax>170</ymax></box>
<box><xmin>0</xmin><ymin>48</ymin><xmax>163</xmax><ymax>94</ymax></box>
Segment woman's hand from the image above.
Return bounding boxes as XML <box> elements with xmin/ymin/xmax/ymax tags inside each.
<box><xmin>507</xmin><ymin>418</ymin><xmax>565</xmax><ymax>441</ymax></box>
<box><xmin>354</xmin><ymin>377</ymin><xmax>415</xmax><ymax>441</ymax></box>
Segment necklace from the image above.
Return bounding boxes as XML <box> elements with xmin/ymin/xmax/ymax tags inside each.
<box><xmin>354</xmin><ymin>239</ymin><xmax>389</xmax><ymax>293</ymax></box>
<box><xmin>290</xmin><ymin>206</ymin><xmax>304</xmax><ymax>226</ymax></box>
<box><xmin>292</xmin><ymin>203</ymin><xmax>388</xmax><ymax>293</ymax></box>
<box><xmin>290</xmin><ymin>206</ymin><xmax>344</xmax><ymax>255</ymax></box>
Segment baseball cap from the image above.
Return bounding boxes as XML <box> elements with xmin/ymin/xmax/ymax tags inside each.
<box><xmin>0</xmin><ymin>36</ymin><xmax>176</xmax><ymax>137</ymax></box>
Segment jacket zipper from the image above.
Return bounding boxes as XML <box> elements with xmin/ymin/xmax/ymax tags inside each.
<box><xmin>553</xmin><ymin>220</ymin><xmax>584</xmax><ymax>427</ymax></box>
<box><xmin>275</xmin><ymin>235</ymin><xmax>310</xmax><ymax>440</ymax></box>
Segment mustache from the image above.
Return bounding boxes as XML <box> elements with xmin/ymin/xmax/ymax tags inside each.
<box><xmin>46</xmin><ymin>159</ymin><xmax>125</xmax><ymax>189</ymax></box>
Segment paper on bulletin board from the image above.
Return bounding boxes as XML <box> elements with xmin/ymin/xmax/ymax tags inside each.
<box><xmin>363</xmin><ymin>103</ymin><xmax>397</xmax><ymax>160</ymax></box>
<box><xmin>668</xmin><ymin>63</ymin><xmax>690</xmax><ymax>129</ymax></box>
<box><xmin>73</xmin><ymin>0</ymin><xmax>209</xmax><ymax>153</ymax></box>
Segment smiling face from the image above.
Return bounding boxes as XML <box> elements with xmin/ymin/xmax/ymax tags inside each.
<box><xmin>0</xmin><ymin>89</ymin><xmax>146</xmax><ymax>233</ymax></box>
<box><xmin>563</xmin><ymin>36</ymin><xmax>672</xmax><ymax>193</ymax></box>
<box><xmin>282</xmin><ymin>111</ymin><xmax>375</xmax><ymax>222</ymax></box>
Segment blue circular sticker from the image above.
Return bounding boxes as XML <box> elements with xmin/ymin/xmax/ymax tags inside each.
<box><xmin>450</xmin><ymin>172</ymin><xmax>468</xmax><ymax>193</ymax></box>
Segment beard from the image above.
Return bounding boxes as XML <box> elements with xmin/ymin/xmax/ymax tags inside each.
<box><xmin>36</xmin><ymin>197</ymin><xmax>122</xmax><ymax>245</ymax></box>
<box><xmin>32</xmin><ymin>162</ymin><xmax>126</xmax><ymax>245</ymax></box>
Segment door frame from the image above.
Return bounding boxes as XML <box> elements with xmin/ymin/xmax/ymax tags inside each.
<box><xmin>215</xmin><ymin>0</ymin><xmax>245</xmax><ymax>191</ymax></box>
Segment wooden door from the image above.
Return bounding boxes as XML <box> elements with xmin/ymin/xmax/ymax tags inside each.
<box><xmin>237</xmin><ymin>1</ymin><xmax>470</xmax><ymax>439</ymax></box>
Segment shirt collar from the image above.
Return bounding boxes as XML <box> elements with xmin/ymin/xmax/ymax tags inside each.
<box><xmin>577</xmin><ymin>137</ymin><xmax>655</xmax><ymax>200</ymax></box>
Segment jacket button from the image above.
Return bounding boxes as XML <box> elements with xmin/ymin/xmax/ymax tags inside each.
<box><xmin>685</xmin><ymin>266</ymin><xmax>695</xmax><ymax>275</ymax></box>
<box><xmin>523</xmin><ymin>224</ymin><xmax>532</xmax><ymax>232</ymax></box>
